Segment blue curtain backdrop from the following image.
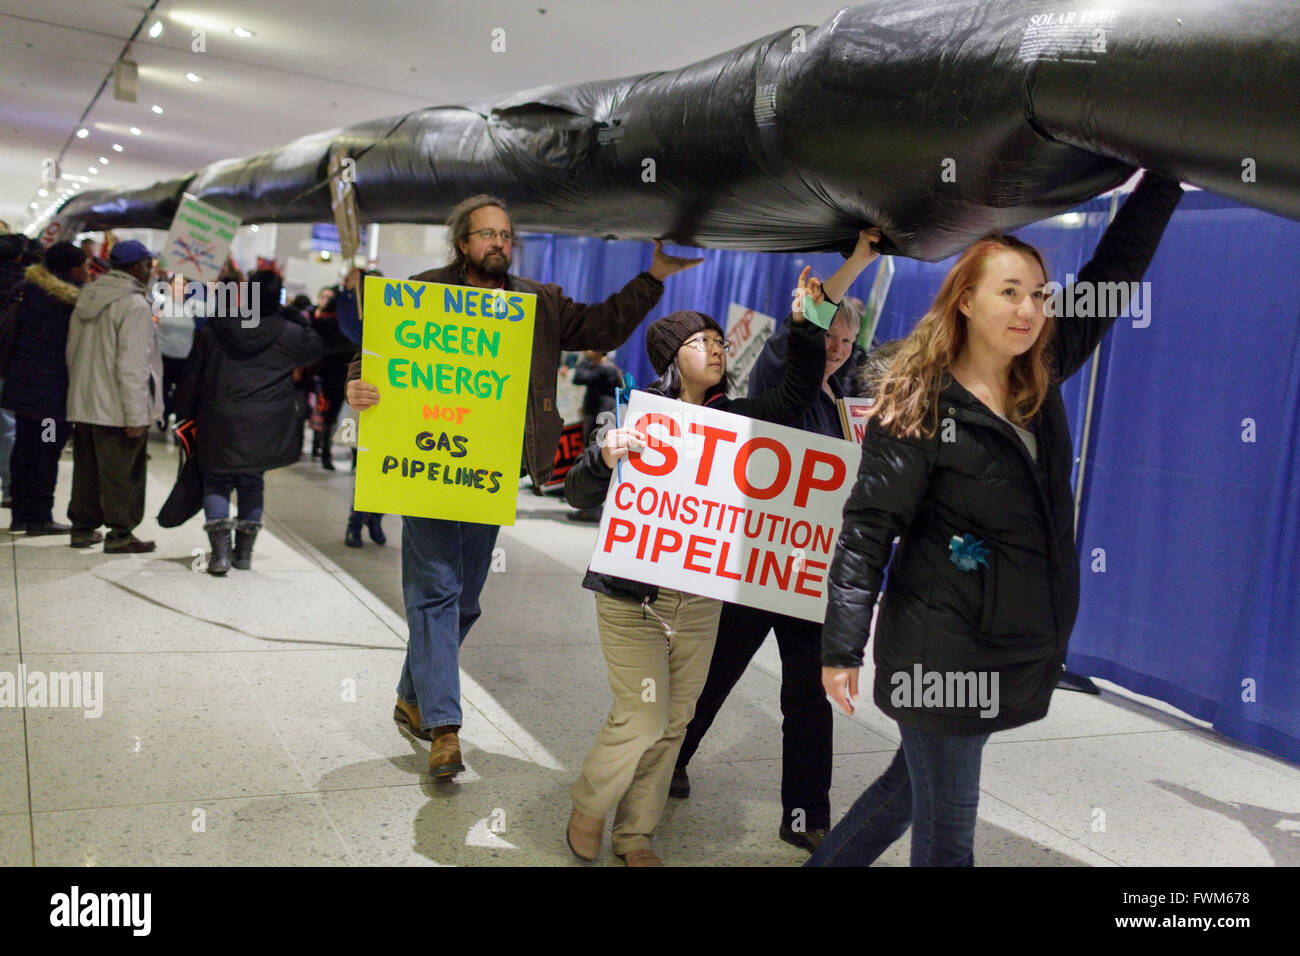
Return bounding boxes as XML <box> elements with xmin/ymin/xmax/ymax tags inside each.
<box><xmin>515</xmin><ymin>191</ymin><xmax>1300</xmax><ymax>764</ymax></box>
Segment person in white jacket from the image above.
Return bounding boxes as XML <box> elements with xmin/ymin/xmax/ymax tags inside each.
<box><xmin>65</xmin><ymin>240</ymin><xmax>164</xmax><ymax>552</ymax></box>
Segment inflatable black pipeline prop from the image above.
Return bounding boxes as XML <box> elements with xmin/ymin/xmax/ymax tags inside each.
<box><xmin>56</xmin><ymin>0</ymin><xmax>1300</xmax><ymax>261</ymax></box>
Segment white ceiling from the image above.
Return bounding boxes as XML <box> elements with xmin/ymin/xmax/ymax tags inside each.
<box><xmin>0</xmin><ymin>0</ymin><xmax>852</xmax><ymax>233</ymax></box>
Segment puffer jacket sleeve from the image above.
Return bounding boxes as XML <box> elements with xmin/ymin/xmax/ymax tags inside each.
<box><xmin>565</xmin><ymin>434</ymin><xmax>615</xmax><ymax>511</ymax></box>
<box><xmin>726</xmin><ymin>317</ymin><xmax>824</xmax><ymax>425</ymax></box>
<box><xmin>822</xmin><ymin>422</ymin><xmax>937</xmax><ymax>668</ymax></box>
<box><xmin>1052</xmin><ymin>171</ymin><xmax>1183</xmax><ymax>382</ymax></box>
<box><xmin>171</xmin><ymin>326</ymin><xmax>210</xmax><ymax>422</ymax></box>
<box><xmin>281</xmin><ymin>310</ymin><xmax>324</xmax><ymax>367</ymax></box>
<box><xmin>115</xmin><ymin>295</ymin><xmax>157</xmax><ymax>427</ymax></box>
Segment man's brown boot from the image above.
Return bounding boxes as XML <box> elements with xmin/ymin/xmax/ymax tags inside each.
<box><xmin>428</xmin><ymin>726</ymin><xmax>465</xmax><ymax>779</ymax></box>
<box><xmin>393</xmin><ymin>698</ymin><xmax>432</xmax><ymax>741</ymax></box>
<box><xmin>566</xmin><ymin>807</ymin><xmax>603</xmax><ymax>861</ymax></box>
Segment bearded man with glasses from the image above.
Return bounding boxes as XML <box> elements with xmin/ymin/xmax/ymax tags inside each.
<box><xmin>347</xmin><ymin>194</ymin><xmax>701</xmax><ymax>778</ymax></box>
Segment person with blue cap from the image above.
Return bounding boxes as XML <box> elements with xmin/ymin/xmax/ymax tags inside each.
<box><xmin>65</xmin><ymin>239</ymin><xmax>164</xmax><ymax>552</ymax></box>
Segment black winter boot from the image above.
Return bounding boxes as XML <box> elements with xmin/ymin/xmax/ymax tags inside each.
<box><xmin>205</xmin><ymin>519</ymin><xmax>235</xmax><ymax>576</ymax></box>
<box><xmin>345</xmin><ymin>511</ymin><xmax>364</xmax><ymax>548</ymax></box>
<box><xmin>232</xmin><ymin>520</ymin><xmax>261</xmax><ymax>570</ymax></box>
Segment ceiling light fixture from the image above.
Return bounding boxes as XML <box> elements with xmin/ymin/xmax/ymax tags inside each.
<box><xmin>152</xmin><ymin>105</ymin><xmax>164</xmax><ymax>114</ymax></box>
<box><xmin>185</xmin><ymin>72</ymin><xmax>203</xmax><ymax>83</ymax></box>
<box><xmin>88</xmin><ymin>167</ymin><xmax>98</xmax><ymax>174</ymax></box>
<box><xmin>148</xmin><ymin>20</ymin><xmax>163</xmax><ymax>38</ymax></box>
<box><xmin>99</xmin><ymin>156</ymin><xmax>110</xmax><ymax>164</ymax></box>
<box><xmin>112</xmin><ymin>143</ymin><xmax>124</xmax><ymax>151</ymax></box>
<box><xmin>38</xmin><ymin>189</ymin><xmax>47</xmax><ymax>197</ymax></box>
<box><xmin>129</xmin><ymin>126</ymin><xmax>141</xmax><ymax>135</ymax></box>
<box><xmin>232</xmin><ymin>27</ymin><xmax>254</xmax><ymax>38</ymax></box>
<box><xmin>76</xmin><ymin>128</ymin><xmax>89</xmax><ymax>139</ymax></box>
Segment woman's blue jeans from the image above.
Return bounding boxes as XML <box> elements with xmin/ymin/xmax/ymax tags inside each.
<box><xmin>806</xmin><ymin>723</ymin><xmax>990</xmax><ymax>867</ymax></box>
<box><xmin>202</xmin><ymin>471</ymin><xmax>265</xmax><ymax>522</ymax></box>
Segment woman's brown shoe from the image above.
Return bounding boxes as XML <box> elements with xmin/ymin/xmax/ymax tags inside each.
<box><xmin>566</xmin><ymin>807</ymin><xmax>603</xmax><ymax>861</ymax></box>
<box><xmin>618</xmin><ymin>848</ymin><xmax>664</xmax><ymax>867</ymax></box>
<box><xmin>393</xmin><ymin>698</ymin><xmax>432</xmax><ymax>741</ymax></box>
<box><xmin>428</xmin><ymin>726</ymin><xmax>464</xmax><ymax>778</ymax></box>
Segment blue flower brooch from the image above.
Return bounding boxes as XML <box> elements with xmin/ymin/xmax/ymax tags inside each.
<box><xmin>948</xmin><ymin>534</ymin><xmax>990</xmax><ymax>571</ymax></box>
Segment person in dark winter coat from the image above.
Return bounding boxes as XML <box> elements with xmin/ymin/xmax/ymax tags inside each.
<box><xmin>309</xmin><ymin>290</ymin><xmax>354</xmax><ymax>471</ymax></box>
<box><xmin>561</xmin><ymin>269</ymin><xmax>830</xmax><ymax>867</ymax></box>
<box><xmin>1</xmin><ymin>242</ymin><xmax>90</xmax><ymax>533</ymax></box>
<box><xmin>671</xmin><ymin>230</ymin><xmax>880</xmax><ymax>854</ymax></box>
<box><xmin>173</xmin><ymin>270</ymin><xmax>323</xmax><ymax>575</ymax></box>
<box><xmin>808</xmin><ymin>171</ymin><xmax>1185</xmax><ymax>867</ymax></box>
<box><xmin>336</xmin><ymin>268</ymin><xmax>385</xmax><ymax>547</ymax></box>
<box><xmin>0</xmin><ymin>233</ymin><xmax>28</xmax><ymax>509</ymax></box>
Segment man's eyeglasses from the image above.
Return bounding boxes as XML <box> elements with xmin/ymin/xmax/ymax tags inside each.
<box><xmin>682</xmin><ymin>335</ymin><xmax>732</xmax><ymax>354</ymax></box>
<box><xmin>468</xmin><ymin>228</ymin><xmax>515</xmax><ymax>244</ymax></box>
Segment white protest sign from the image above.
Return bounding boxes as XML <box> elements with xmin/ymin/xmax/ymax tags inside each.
<box><xmin>587</xmin><ymin>390</ymin><xmax>859</xmax><ymax>622</ymax></box>
<box><xmin>724</xmin><ymin>304</ymin><xmax>775</xmax><ymax>387</ymax></box>
<box><xmin>160</xmin><ymin>193</ymin><xmax>241</xmax><ymax>282</ymax></box>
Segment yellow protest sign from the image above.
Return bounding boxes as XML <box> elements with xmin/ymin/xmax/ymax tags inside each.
<box><xmin>354</xmin><ymin>276</ymin><xmax>537</xmax><ymax>525</ymax></box>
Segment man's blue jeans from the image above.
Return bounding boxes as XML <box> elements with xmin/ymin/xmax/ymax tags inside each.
<box><xmin>806</xmin><ymin>723</ymin><xmax>990</xmax><ymax>867</ymax></box>
<box><xmin>397</xmin><ymin>516</ymin><xmax>500</xmax><ymax>730</ymax></box>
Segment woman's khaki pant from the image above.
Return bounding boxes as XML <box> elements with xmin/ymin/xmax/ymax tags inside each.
<box><xmin>572</xmin><ymin>588</ymin><xmax>722</xmax><ymax>855</ymax></box>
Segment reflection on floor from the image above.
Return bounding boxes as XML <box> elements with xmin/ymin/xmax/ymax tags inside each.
<box><xmin>2</xmin><ymin>433</ymin><xmax>1297</xmax><ymax>866</ymax></box>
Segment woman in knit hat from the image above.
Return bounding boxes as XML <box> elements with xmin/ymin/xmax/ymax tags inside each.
<box><xmin>562</xmin><ymin>252</ymin><xmax>878</xmax><ymax>865</ymax></box>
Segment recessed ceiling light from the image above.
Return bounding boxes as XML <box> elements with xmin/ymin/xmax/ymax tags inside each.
<box><xmin>232</xmin><ymin>27</ymin><xmax>254</xmax><ymax>38</ymax></box>
<box><xmin>99</xmin><ymin>156</ymin><xmax>110</xmax><ymax>164</ymax></box>
<box><xmin>112</xmin><ymin>143</ymin><xmax>123</xmax><ymax>151</ymax></box>
<box><xmin>250</xmin><ymin>224</ymin><xmax>259</xmax><ymax>232</ymax></box>
<box><xmin>88</xmin><ymin>167</ymin><xmax>98</xmax><ymax>174</ymax></box>
<box><xmin>76</xmin><ymin>128</ymin><xmax>89</xmax><ymax>138</ymax></box>
<box><xmin>152</xmin><ymin>105</ymin><xmax>164</xmax><ymax>114</ymax></box>
<box><xmin>29</xmin><ymin>202</ymin><xmax>38</xmax><ymax>209</ymax></box>
<box><xmin>148</xmin><ymin>20</ymin><xmax>163</xmax><ymax>38</ymax></box>
<box><xmin>185</xmin><ymin>72</ymin><xmax>203</xmax><ymax>83</ymax></box>
<box><xmin>38</xmin><ymin>189</ymin><xmax>47</xmax><ymax>197</ymax></box>
<box><xmin>129</xmin><ymin>126</ymin><xmax>141</xmax><ymax>135</ymax></box>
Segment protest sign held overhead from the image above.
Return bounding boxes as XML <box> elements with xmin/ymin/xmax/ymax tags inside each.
<box><xmin>588</xmin><ymin>391</ymin><xmax>859</xmax><ymax>622</ymax></box>
<box><xmin>354</xmin><ymin>276</ymin><xmax>537</xmax><ymax>525</ymax></box>
<box><xmin>160</xmin><ymin>194</ymin><xmax>240</xmax><ymax>282</ymax></box>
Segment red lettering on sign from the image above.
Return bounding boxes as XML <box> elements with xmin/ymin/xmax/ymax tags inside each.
<box><xmin>794</xmin><ymin>449</ymin><xmax>847</xmax><ymax>507</ymax></box>
<box><xmin>794</xmin><ymin>558</ymin><xmax>827</xmax><ymax>597</ymax></box>
<box><xmin>628</xmin><ymin>413</ymin><xmax>679</xmax><ymax>476</ymax></box>
<box><xmin>683</xmin><ymin>534</ymin><xmax>714</xmax><ymax>573</ymax></box>
<box><xmin>614</xmin><ymin>482</ymin><xmax>635</xmax><ymax>510</ymax></box>
<box><xmin>603</xmin><ymin>518</ymin><xmax>636</xmax><ymax>552</ymax></box>
<box><xmin>688</xmin><ymin>422</ymin><xmax>737</xmax><ymax>484</ymax></box>
<box><xmin>651</xmin><ymin>527</ymin><xmax>683</xmax><ymax>561</ymax></box>
<box><xmin>734</xmin><ymin>437</ymin><xmax>791</xmax><ymax>500</ymax></box>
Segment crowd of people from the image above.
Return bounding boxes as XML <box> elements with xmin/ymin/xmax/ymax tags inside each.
<box><xmin>0</xmin><ymin>232</ymin><xmax>385</xmax><ymax>565</ymax></box>
<box><xmin>347</xmin><ymin>176</ymin><xmax>1183</xmax><ymax>867</ymax></box>
<box><xmin>3</xmin><ymin>169</ymin><xmax>1184</xmax><ymax>866</ymax></box>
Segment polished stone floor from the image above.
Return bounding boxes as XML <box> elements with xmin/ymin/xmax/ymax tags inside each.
<box><xmin>2</xmin><ymin>431</ymin><xmax>1297</xmax><ymax>866</ymax></box>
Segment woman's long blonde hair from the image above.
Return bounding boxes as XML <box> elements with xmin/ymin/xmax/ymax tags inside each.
<box><xmin>867</xmin><ymin>234</ymin><xmax>1055</xmax><ymax>439</ymax></box>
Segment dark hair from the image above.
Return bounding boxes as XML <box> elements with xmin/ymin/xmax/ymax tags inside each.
<box><xmin>445</xmin><ymin>194</ymin><xmax>513</xmax><ymax>270</ymax></box>
<box><xmin>291</xmin><ymin>294</ymin><xmax>312</xmax><ymax>311</ymax></box>
<box><xmin>647</xmin><ymin>357</ymin><xmax>728</xmax><ymax>403</ymax></box>
<box><xmin>44</xmin><ymin>241</ymin><xmax>87</xmax><ymax>276</ymax></box>
<box><xmin>0</xmin><ymin>233</ymin><xmax>24</xmax><ymax>262</ymax></box>
<box><xmin>247</xmin><ymin>269</ymin><xmax>283</xmax><ymax>316</ymax></box>
<box><xmin>21</xmin><ymin>237</ymin><xmax>44</xmax><ymax>266</ymax></box>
